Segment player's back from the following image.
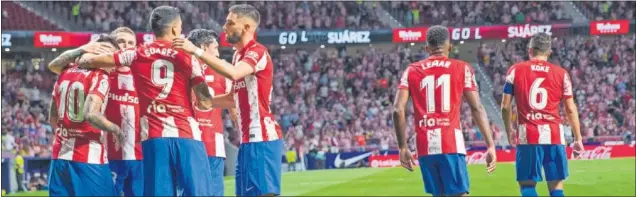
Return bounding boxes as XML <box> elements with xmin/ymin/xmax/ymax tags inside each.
<box><xmin>114</xmin><ymin>40</ymin><xmax>206</xmax><ymax>141</ymax></box>
<box><xmin>192</xmin><ymin>59</ymin><xmax>231</xmax><ymax>157</ymax></box>
<box><xmin>104</xmin><ymin>69</ymin><xmax>142</xmax><ymax>160</ymax></box>
<box><xmin>506</xmin><ymin>59</ymin><xmax>572</xmax><ymax>145</ymax></box>
<box><xmin>398</xmin><ymin>55</ymin><xmax>478</xmax><ymax>157</ymax></box>
<box><xmin>51</xmin><ymin>65</ymin><xmax>110</xmax><ymax>164</ymax></box>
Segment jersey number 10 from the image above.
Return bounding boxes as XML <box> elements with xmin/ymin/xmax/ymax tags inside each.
<box><xmin>57</xmin><ymin>80</ymin><xmax>85</xmax><ymax>122</ymax></box>
<box><xmin>421</xmin><ymin>74</ymin><xmax>451</xmax><ymax>113</ymax></box>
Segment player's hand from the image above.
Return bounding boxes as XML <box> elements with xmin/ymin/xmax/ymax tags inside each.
<box><xmin>399</xmin><ymin>147</ymin><xmax>416</xmax><ymax>172</ymax></box>
<box><xmin>485</xmin><ymin>147</ymin><xmax>497</xmax><ymax>174</ymax></box>
<box><xmin>112</xmin><ymin>126</ymin><xmax>126</xmax><ymax>151</ymax></box>
<box><xmin>571</xmin><ymin>140</ymin><xmax>584</xmax><ymax>159</ymax></box>
<box><xmin>80</xmin><ymin>42</ymin><xmax>116</xmax><ymax>55</ymax></box>
<box><xmin>507</xmin><ymin>130</ymin><xmax>517</xmax><ymax>148</ymax></box>
<box><xmin>171</xmin><ymin>38</ymin><xmax>198</xmax><ymax>54</ymax></box>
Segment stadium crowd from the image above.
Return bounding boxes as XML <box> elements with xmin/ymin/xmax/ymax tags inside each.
<box><xmin>42</xmin><ymin>1</ymin><xmax>386</xmax><ymax>32</ymax></box>
<box><xmin>384</xmin><ymin>1</ymin><xmax>572</xmax><ymax>27</ymax></box>
<box><xmin>1</xmin><ymin>60</ymin><xmax>57</xmax><ymax>158</ymax></box>
<box><xmin>574</xmin><ymin>1</ymin><xmax>635</xmax><ymax>21</ymax></box>
<box><xmin>480</xmin><ymin>34</ymin><xmax>636</xmax><ymax>140</ymax></box>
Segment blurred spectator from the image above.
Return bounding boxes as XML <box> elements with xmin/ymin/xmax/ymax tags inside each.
<box><xmin>575</xmin><ymin>1</ymin><xmax>635</xmax><ymax>21</ymax></box>
<box><xmin>384</xmin><ymin>1</ymin><xmax>571</xmax><ymax>27</ymax></box>
<box><xmin>49</xmin><ymin>1</ymin><xmax>386</xmax><ymax>32</ymax></box>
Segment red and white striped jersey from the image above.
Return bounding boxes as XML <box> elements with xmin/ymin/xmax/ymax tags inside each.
<box><xmin>113</xmin><ymin>40</ymin><xmax>206</xmax><ymax>141</ymax></box>
<box><xmin>397</xmin><ymin>56</ymin><xmax>478</xmax><ymax>157</ymax></box>
<box><xmin>504</xmin><ymin>59</ymin><xmax>572</xmax><ymax>145</ymax></box>
<box><xmin>192</xmin><ymin>59</ymin><xmax>232</xmax><ymax>157</ymax></box>
<box><xmin>231</xmin><ymin>40</ymin><xmax>282</xmax><ymax>144</ymax></box>
<box><xmin>104</xmin><ymin>69</ymin><xmax>143</xmax><ymax>160</ymax></box>
<box><xmin>51</xmin><ymin>65</ymin><xmax>110</xmax><ymax>164</ymax></box>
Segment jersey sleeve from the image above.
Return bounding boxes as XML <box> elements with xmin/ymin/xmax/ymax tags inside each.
<box><xmin>187</xmin><ymin>55</ymin><xmax>207</xmax><ymax>86</ymax></box>
<box><xmin>88</xmin><ymin>72</ymin><xmax>110</xmax><ymax>100</ymax></box>
<box><xmin>463</xmin><ymin>63</ymin><xmax>478</xmax><ymax>92</ymax></box>
<box><xmin>503</xmin><ymin>66</ymin><xmax>516</xmax><ymax>95</ymax></box>
<box><xmin>397</xmin><ymin>67</ymin><xmax>410</xmax><ymax>89</ymax></box>
<box><xmin>562</xmin><ymin>72</ymin><xmax>573</xmax><ymax>99</ymax></box>
<box><xmin>113</xmin><ymin>49</ymin><xmax>137</xmax><ymax>67</ymax></box>
<box><xmin>241</xmin><ymin>46</ymin><xmax>267</xmax><ymax>73</ymax></box>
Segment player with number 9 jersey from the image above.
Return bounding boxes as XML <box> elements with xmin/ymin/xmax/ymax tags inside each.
<box><xmin>113</xmin><ymin>39</ymin><xmax>213</xmax><ymax>196</ymax></box>
<box><xmin>49</xmin><ymin>64</ymin><xmax>116</xmax><ymax>196</ymax></box>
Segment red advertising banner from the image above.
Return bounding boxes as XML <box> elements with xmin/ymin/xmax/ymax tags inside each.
<box><xmin>369</xmin><ymin>145</ymin><xmax>636</xmax><ymax>168</ymax></box>
<box><xmin>393</xmin><ymin>23</ymin><xmax>573</xmax><ymax>43</ymax></box>
<box><xmin>34</xmin><ymin>32</ymin><xmax>93</xmax><ymax>48</ymax></box>
<box><xmin>590</xmin><ymin>20</ymin><xmax>630</xmax><ymax>35</ymax></box>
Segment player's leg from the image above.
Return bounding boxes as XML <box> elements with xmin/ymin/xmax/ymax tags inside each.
<box><xmin>236</xmin><ymin>140</ymin><xmax>283</xmax><ymax>196</ymax></box>
<box><xmin>173</xmin><ymin>138</ymin><xmax>213</xmax><ymax>196</ymax></box>
<box><xmin>235</xmin><ymin>144</ymin><xmax>246</xmax><ymax>196</ymax></box>
<box><xmin>208</xmin><ymin>156</ymin><xmax>225</xmax><ymax>196</ymax></box>
<box><xmin>123</xmin><ymin>160</ymin><xmax>144</xmax><ymax>197</ymax></box>
<box><xmin>516</xmin><ymin>145</ymin><xmax>545</xmax><ymax>197</ymax></box>
<box><xmin>142</xmin><ymin>138</ymin><xmax>175</xmax><ymax>196</ymax></box>
<box><xmin>70</xmin><ymin>161</ymin><xmax>117</xmax><ymax>196</ymax></box>
<box><xmin>438</xmin><ymin>154</ymin><xmax>470</xmax><ymax>196</ymax></box>
<box><xmin>47</xmin><ymin>159</ymin><xmax>72</xmax><ymax>196</ymax></box>
<box><xmin>542</xmin><ymin>145</ymin><xmax>569</xmax><ymax>197</ymax></box>
<box><xmin>109</xmin><ymin>160</ymin><xmax>128</xmax><ymax>196</ymax></box>
<box><xmin>417</xmin><ymin>155</ymin><xmax>444</xmax><ymax>196</ymax></box>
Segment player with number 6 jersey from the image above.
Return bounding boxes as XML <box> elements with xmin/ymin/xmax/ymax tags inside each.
<box><xmin>501</xmin><ymin>32</ymin><xmax>583</xmax><ymax>197</ymax></box>
<box><xmin>393</xmin><ymin>25</ymin><xmax>496</xmax><ymax>196</ymax></box>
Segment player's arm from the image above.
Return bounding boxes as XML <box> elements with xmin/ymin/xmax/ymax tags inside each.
<box><xmin>501</xmin><ymin>67</ymin><xmax>516</xmax><ymax>143</ymax></box>
<box><xmin>562</xmin><ymin>73</ymin><xmax>582</xmax><ymax>143</ymax></box>
<box><xmin>564</xmin><ymin>98</ymin><xmax>582</xmax><ymax>142</ymax></box>
<box><xmin>49</xmin><ymin>97</ymin><xmax>58</xmax><ymax>128</ymax></box>
<box><xmin>84</xmin><ymin>94</ymin><xmax>119</xmax><ymax>134</ymax></box>
<box><xmin>465</xmin><ymin>91</ymin><xmax>496</xmax><ymax>148</ymax></box>
<box><xmin>393</xmin><ymin>89</ymin><xmax>410</xmax><ymax>149</ymax></box>
<box><xmin>48</xmin><ymin>42</ymin><xmax>114</xmax><ymax>74</ymax></box>
<box><xmin>192</xmin><ymin>83</ymin><xmax>235</xmax><ymax>109</ymax></box>
<box><xmin>82</xmin><ymin>74</ymin><xmax>119</xmax><ymax>134</ymax></box>
<box><xmin>172</xmin><ymin>38</ymin><xmax>254</xmax><ymax>80</ymax></box>
<box><xmin>501</xmin><ymin>94</ymin><xmax>514</xmax><ymax>136</ymax></box>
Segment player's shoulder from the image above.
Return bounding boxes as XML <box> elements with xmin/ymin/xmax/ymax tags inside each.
<box><xmin>547</xmin><ymin>62</ymin><xmax>567</xmax><ymax>74</ymax></box>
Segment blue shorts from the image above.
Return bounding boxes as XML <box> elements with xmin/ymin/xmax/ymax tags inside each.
<box><xmin>110</xmin><ymin>160</ymin><xmax>143</xmax><ymax>196</ymax></box>
<box><xmin>142</xmin><ymin>138</ymin><xmax>213</xmax><ymax>196</ymax></box>
<box><xmin>208</xmin><ymin>156</ymin><xmax>225</xmax><ymax>196</ymax></box>
<box><xmin>418</xmin><ymin>154</ymin><xmax>470</xmax><ymax>196</ymax></box>
<box><xmin>516</xmin><ymin>145</ymin><xmax>569</xmax><ymax>182</ymax></box>
<box><xmin>235</xmin><ymin>140</ymin><xmax>283</xmax><ymax>196</ymax></box>
<box><xmin>48</xmin><ymin>159</ymin><xmax>116</xmax><ymax>196</ymax></box>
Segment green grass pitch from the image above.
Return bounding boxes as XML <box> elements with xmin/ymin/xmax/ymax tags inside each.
<box><xmin>7</xmin><ymin>158</ymin><xmax>635</xmax><ymax>196</ymax></box>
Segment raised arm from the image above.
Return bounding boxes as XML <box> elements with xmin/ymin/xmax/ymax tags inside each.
<box><xmin>48</xmin><ymin>42</ymin><xmax>114</xmax><ymax>74</ymax></box>
<box><xmin>172</xmin><ymin>38</ymin><xmax>253</xmax><ymax>80</ymax></box>
<box><xmin>78</xmin><ymin>53</ymin><xmax>118</xmax><ymax>69</ymax></box>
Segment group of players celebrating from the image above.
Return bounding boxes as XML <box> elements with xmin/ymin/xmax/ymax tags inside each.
<box><xmin>46</xmin><ymin>4</ymin><xmax>281</xmax><ymax>197</ymax></box>
<box><xmin>43</xmin><ymin>3</ymin><xmax>585</xmax><ymax>197</ymax></box>
<box><xmin>393</xmin><ymin>26</ymin><xmax>585</xmax><ymax>196</ymax></box>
